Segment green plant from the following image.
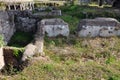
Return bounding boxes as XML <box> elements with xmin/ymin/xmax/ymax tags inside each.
<box><xmin>108</xmin><ymin>76</ymin><xmax>120</xmax><ymax>80</ymax></box>
<box><xmin>64</xmin><ymin>59</ymin><xmax>75</xmax><ymax>65</ymax></box>
<box><xmin>0</xmin><ymin>35</ymin><xmax>4</xmax><ymax>47</ymax></box>
<box><xmin>106</xmin><ymin>56</ymin><xmax>116</xmax><ymax>64</ymax></box>
<box><xmin>12</xmin><ymin>48</ymin><xmax>24</xmax><ymax>58</ymax></box>
<box><xmin>42</xmin><ymin>63</ymin><xmax>54</xmax><ymax>72</ymax></box>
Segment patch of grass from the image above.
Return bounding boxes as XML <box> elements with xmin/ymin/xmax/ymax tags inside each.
<box><xmin>13</xmin><ymin>47</ymin><xmax>25</xmax><ymax>58</ymax></box>
<box><xmin>44</xmin><ymin>37</ymin><xmax>67</xmax><ymax>47</ymax></box>
<box><xmin>41</xmin><ymin>63</ymin><xmax>54</xmax><ymax>72</ymax></box>
<box><xmin>5</xmin><ymin>56</ymin><xmax>120</xmax><ymax>80</ymax></box>
<box><xmin>108</xmin><ymin>76</ymin><xmax>120</xmax><ymax>80</ymax></box>
<box><xmin>59</xmin><ymin>15</ymin><xmax>79</xmax><ymax>34</ymax></box>
<box><xmin>60</xmin><ymin>5</ymin><xmax>120</xmax><ymax>20</ymax></box>
<box><xmin>106</xmin><ymin>56</ymin><xmax>116</xmax><ymax>64</ymax></box>
<box><xmin>6</xmin><ymin>36</ymin><xmax>120</xmax><ymax>80</ymax></box>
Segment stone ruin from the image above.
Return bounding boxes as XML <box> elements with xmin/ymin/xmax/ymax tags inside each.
<box><xmin>0</xmin><ymin>10</ymin><xmax>69</xmax><ymax>71</ymax></box>
<box><xmin>22</xmin><ymin>21</ymin><xmax>45</xmax><ymax>61</ymax></box>
<box><xmin>41</xmin><ymin>18</ymin><xmax>69</xmax><ymax>37</ymax></box>
<box><xmin>1</xmin><ymin>9</ymin><xmax>120</xmax><ymax>72</ymax></box>
<box><xmin>0</xmin><ymin>11</ymin><xmax>15</xmax><ymax>44</ymax></box>
<box><xmin>0</xmin><ymin>11</ymin><xmax>44</xmax><ymax>70</ymax></box>
<box><xmin>0</xmin><ymin>21</ymin><xmax>45</xmax><ymax>71</ymax></box>
<box><xmin>77</xmin><ymin>18</ymin><xmax>120</xmax><ymax>37</ymax></box>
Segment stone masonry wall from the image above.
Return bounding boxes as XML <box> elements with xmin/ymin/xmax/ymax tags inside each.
<box><xmin>0</xmin><ymin>11</ymin><xmax>15</xmax><ymax>44</ymax></box>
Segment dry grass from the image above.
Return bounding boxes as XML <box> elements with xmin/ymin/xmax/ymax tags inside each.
<box><xmin>1</xmin><ymin>37</ymin><xmax>120</xmax><ymax>80</ymax></box>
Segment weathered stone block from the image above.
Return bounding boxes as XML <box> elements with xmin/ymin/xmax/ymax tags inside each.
<box><xmin>41</xmin><ymin>18</ymin><xmax>69</xmax><ymax>37</ymax></box>
<box><xmin>77</xmin><ymin>18</ymin><xmax>120</xmax><ymax>37</ymax></box>
<box><xmin>22</xmin><ymin>43</ymin><xmax>36</xmax><ymax>61</ymax></box>
<box><xmin>0</xmin><ymin>11</ymin><xmax>15</xmax><ymax>44</ymax></box>
<box><xmin>16</xmin><ymin>17</ymin><xmax>36</xmax><ymax>32</ymax></box>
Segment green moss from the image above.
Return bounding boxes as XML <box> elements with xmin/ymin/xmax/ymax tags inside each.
<box><xmin>0</xmin><ymin>35</ymin><xmax>4</xmax><ymax>47</ymax></box>
<box><xmin>8</xmin><ymin>31</ymin><xmax>34</xmax><ymax>47</ymax></box>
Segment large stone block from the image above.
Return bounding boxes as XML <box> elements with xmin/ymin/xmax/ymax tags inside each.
<box><xmin>41</xmin><ymin>18</ymin><xmax>69</xmax><ymax>37</ymax></box>
<box><xmin>16</xmin><ymin>17</ymin><xmax>36</xmax><ymax>32</ymax></box>
<box><xmin>77</xmin><ymin>18</ymin><xmax>120</xmax><ymax>37</ymax></box>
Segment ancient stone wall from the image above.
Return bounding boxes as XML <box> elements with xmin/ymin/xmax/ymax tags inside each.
<box><xmin>0</xmin><ymin>11</ymin><xmax>15</xmax><ymax>44</ymax></box>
